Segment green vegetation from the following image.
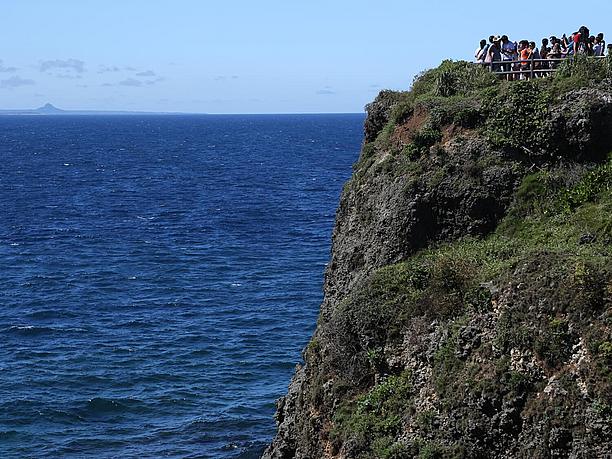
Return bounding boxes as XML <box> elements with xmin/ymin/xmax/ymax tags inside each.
<box><xmin>301</xmin><ymin>59</ymin><xmax>612</xmax><ymax>458</ymax></box>
<box><xmin>554</xmin><ymin>54</ymin><xmax>612</xmax><ymax>94</ymax></box>
<box><xmin>328</xmin><ymin>156</ymin><xmax>611</xmax><ymax>457</ymax></box>
<box><xmin>558</xmin><ymin>159</ymin><xmax>612</xmax><ymax>212</ymax></box>
<box><xmin>534</xmin><ymin>317</ymin><xmax>574</xmax><ymax>369</ymax></box>
<box><xmin>331</xmin><ymin>370</ymin><xmax>413</xmax><ymax>459</ymax></box>
<box><xmin>483</xmin><ymin>79</ymin><xmax>552</xmax><ymax>152</ymax></box>
<box><xmin>361</xmin><ymin>57</ymin><xmax>612</xmax><ymax>171</ymax></box>
<box><xmin>385</xmin><ymin>60</ymin><xmax>498</xmax><ymax>128</ymax></box>
<box><xmin>408</xmin><ymin>125</ymin><xmax>443</xmax><ymax>157</ymax></box>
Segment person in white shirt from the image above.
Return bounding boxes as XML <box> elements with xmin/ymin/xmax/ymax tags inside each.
<box><xmin>500</xmin><ymin>35</ymin><xmax>518</xmax><ymax>80</ymax></box>
<box><xmin>475</xmin><ymin>39</ymin><xmax>489</xmax><ymax>63</ymax></box>
<box><xmin>597</xmin><ymin>33</ymin><xmax>606</xmax><ymax>55</ymax></box>
<box><xmin>593</xmin><ymin>37</ymin><xmax>603</xmax><ymax>57</ymax></box>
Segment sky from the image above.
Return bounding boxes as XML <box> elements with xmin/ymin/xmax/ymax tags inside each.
<box><xmin>2</xmin><ymin>0</ymin><xmax>612</xmax><ymax>113</ymax></box>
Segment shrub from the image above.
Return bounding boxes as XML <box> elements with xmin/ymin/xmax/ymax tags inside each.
<box><xmin>555</xmin><ymin>55</ymin><xmax>608</xmax><ymax>85</ymax></box>
<box><xmin>331</xmin><ymin>371</ymin><xmax>413</xmax><ymax>458</ymax></box>
<box><xmin>435</xmin><ymin>69</ymin><xmax>458</xmax><ymax>97</ymax></box>
<box><xmin>410</xmin><ymin>126</ymin><xmax>442</xmax><ymax>155</ymax></box>
<box><xmin>412</xmin><ymin>60</ymin><xmax>498</xmax><ymax>99</ymax></box>
<box><xmin>534</xmin><ymin>317</ymin><xmax>574</xmax><ymax>368</ymax></box>
<box><xmin>558</xmin><ymin>159</ymin><xmax>612</xmax><ymax>212</ymax></box>
<box><xmin>484</xmin><ymin>79</ymin><xmax>553</xmax><ymax>153</ymax></box>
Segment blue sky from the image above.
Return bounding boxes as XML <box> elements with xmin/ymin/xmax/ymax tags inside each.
<box><xmin>2</xmin><ymin>1</ymin><xmax>611</xmax><ymax>113</ymax></box>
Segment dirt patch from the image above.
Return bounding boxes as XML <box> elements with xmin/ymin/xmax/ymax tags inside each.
<box><xmin>392</xmin><ymin>106</ymin><xmax>429</xmax><ymax>146</ymax></box>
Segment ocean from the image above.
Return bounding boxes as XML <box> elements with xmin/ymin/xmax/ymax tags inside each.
<box><xmin>0</xmin><ymin>114</ymin><xmax>363</xmax><ymax>458</ymax></box>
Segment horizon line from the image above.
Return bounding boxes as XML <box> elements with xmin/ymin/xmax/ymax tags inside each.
<box><xmin>0</xmin><ymin>110</ymin><xmax>367</xmax><ymax>116</ymax></box>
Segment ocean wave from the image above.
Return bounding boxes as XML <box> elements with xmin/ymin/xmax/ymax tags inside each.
<box><xmin>2</xmin><ymin>324</ymin><xmax>87</xmax><ymax>336</ymax></box>
<box><xmin>3</xmin><ymin>325</ymin><xmax>52</xmax><ymax>336</ymax></box>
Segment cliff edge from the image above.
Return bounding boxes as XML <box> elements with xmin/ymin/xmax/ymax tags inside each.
<box><xmin>264</xmin><ymin>59</ymin><xmax>612</xmax><ymax>459</ymax></box>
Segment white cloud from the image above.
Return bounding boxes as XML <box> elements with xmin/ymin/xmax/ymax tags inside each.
<box><xmin>98</xmin><ymin>65</ymin><xmax>121</xmax><ymax>74</ymax></box>
<box><xmin>40</xmin><ymin>59</ymin><xmax>85</xmax><ymax>73</ymax></box>
<box><xmin>1</xmin><ymin>75</ymin><xmax>35</xmax><ymax>88</ymax></box>
<box><xmin>55</xmin><ymin>74</ymin><xmax>83</xmax><ymax>79</ymax></box>
<box><xmin>0</xmin><ymin>60</ymin><xmax>17</xmax><ymax>73</ymax></box>
<box><xmin>119</xmin><ymin>78</ymin><xmax>143</xmax><ymax>87</ymax></box>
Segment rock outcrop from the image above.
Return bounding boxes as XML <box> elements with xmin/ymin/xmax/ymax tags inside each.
<box><xmin>264</xmin><ymin>60</ymin><xmax>612</xmax><ymax>459</ymax></box>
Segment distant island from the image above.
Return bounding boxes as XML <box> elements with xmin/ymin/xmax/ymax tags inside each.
<box><xmin>0</xmin><ymin>103</ymin><xmax>191</xmax><ymax>116</ymax></box>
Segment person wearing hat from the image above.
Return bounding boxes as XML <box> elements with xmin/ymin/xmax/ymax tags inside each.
<box><xmin>488</xmin><ymin>36</ymin><xmax>502</xmax><ymax>72</ymax></box>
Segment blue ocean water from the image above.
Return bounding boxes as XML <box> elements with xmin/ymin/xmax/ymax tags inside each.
<box><xmin>0</xmin><ymin>114</ymin><xmax>363</xmax><ymax>458</ymax></box>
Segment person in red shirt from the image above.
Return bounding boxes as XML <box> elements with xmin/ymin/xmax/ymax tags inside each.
<box><xmin>573</xmin><ymin>32</ymin><xmax>583</xmax><ymax>54</ymax></box>
<box><xmin>519</xmin><ymin>40</ymin><xmax>531</xmax><ymax>79</ymax></box>
<box><xmin>575</xmin><ymin>25</ymin><xmax>591</xmax><ymax>55</ymax></box>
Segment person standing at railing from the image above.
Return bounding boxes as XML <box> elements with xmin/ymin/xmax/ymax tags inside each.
<box><xmin>549</xmin><ymin>38</ymin><xmax>563</xmax><ymax>61</ymax></box>
<box><xmin>541</xmin><ymin>38</ymin><xmax>550</xmax><ymax>59</ymax></box>
<box><xmin>484</xmin><ymin>36</ymin><xmax>495</xmax><ymax>66</ymax></box>
<box><xmin>562</xmin><ymin>34</ymin><xmax>573</xmax><ymax>57</ymax></box>
<box><xmin>574</xmin><ymin>26</ymin><xmax>591</xmax><ymax>55</ymax></box>
<box><xmin>475</xmin><ymin>39</ymin><xmax>489</xmax><ymax>63</ymax></box>
<box><xmin>488</xmin><ymin>36</ymin><xmax>502</xmax><ymax>72</ymax></box>
<box><xmin>540</xmin><ymin>38</ymin><xmax>550</xmax><ymax>72</ymax></box>
<box><xmin>501</xmin><ymin>35</ymin><xmax>518</xmax><ymax>80</ymax></box>
<box><xmin>593</xmin><ymin>36</ymin><xmax>604</xmax><ymax>57</ymax></box>
<box><xmin>598</xmin><ymin>33</ymin><xmax>606</xmax><ymax>55</ymax></box>
<box><xmin>528</xmin><ymin>42</ymin><xmax>541</xmax><ymax>77</ymax></box>
<box><xmin>518</xmin><ymin>40</ymin><xmax>531</xmax><ymax>79</ymax></box>
<box><xmin>607</xmin><ymin>44</ymin><xmax>612</xmax><ymax>56</ymax></box>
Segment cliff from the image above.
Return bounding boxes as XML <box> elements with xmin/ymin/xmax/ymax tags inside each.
<box><xmin>264</xmin><ymin>59</ymin><xmax>612</xmax><ymax>459</ymax></box>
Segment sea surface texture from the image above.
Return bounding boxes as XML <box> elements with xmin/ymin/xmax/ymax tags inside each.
<box><xmin>0</xmin><ymin>114</ymin><xmax>362</xmax><ymax>458</ymax></box>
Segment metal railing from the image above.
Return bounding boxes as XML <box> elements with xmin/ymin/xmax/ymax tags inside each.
<box><xmin>480</xmin><ymin>55</ymin><xmax>608</xmax><ymax>79</ymax></box>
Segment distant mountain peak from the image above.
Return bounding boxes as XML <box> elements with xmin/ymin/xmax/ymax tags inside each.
<box><xmin>36</xmin><ymin>103</ymin><xmax>63</xmax><ymax>113</ymax></box>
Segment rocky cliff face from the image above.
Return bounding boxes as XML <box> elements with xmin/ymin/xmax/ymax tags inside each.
<box><xmin>263</xmin><ymin>60</ymin><xmax>612</xmax><ymax>459</ymax></box>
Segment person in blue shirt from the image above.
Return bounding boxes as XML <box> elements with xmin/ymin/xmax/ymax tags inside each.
<box><xmin>500</xmin><ymin>35</ymin><xmax>518</xmax><ymax>79</ymax></box>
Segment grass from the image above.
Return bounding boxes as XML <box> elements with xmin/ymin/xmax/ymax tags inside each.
<box><xmin>327</xmin><ymin>157</ymin><xmax>611</xmax><ymax>457</ymax></box>
<box><xmin>331</xmin><ymin>370</ymin><xmax>413</xmax><ymax>459</ymax></box>
<box><xmin>324</xmin><ymin>59</ymin><xmax>612</xmax><ymax>457</ymax></box>
<box><xmin>362</xmin><ymin>56</ymin><xmax>612</xmax><ymax>170</ymax></box>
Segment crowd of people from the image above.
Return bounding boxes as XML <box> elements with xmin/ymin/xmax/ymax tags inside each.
<box><xmin>474</xmin><ymin>26</ymin><xmax>610</xmax><ymax>78</ymax></box>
